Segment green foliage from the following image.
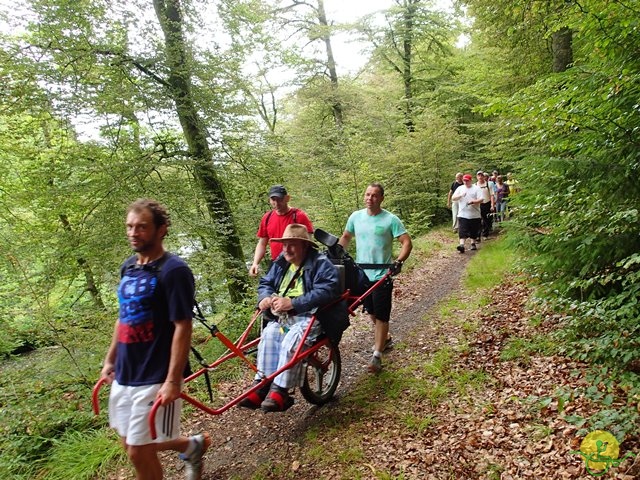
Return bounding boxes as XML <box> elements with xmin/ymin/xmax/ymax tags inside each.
<box><xmin>34</xmin><ymin>429</ymin><xmax>125</xmax><ymax>480</ymax></box>
<box><xmin>488</xmin><ymin>0</ymin><xmax>640</xmax><ymax>374</ymax></box>
<box><xmin>562</xmin><ymin>376</ymin><xmax>640</xmax><ymax>442</ymax></box>
<box><xmin>4</xmin><ymin>0</ymin><xmax>637</xmax><ymax>475</ymax></box>
<box><xmin>464</xmin><ymin>0</ymin><xmax>559</xmax><ymax>83</ymax></box>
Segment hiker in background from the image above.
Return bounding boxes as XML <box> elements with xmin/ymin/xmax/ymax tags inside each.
<box><xmin>476</xmin><ymin>171</ymin><xmax>495</xmax><ymax>240</ymax></box>
<box><xmin>495</xmin><ymin>175</ymin><xmax>510</xmax><ymax>222</ymax></box>
<box><xmin>249</xmin><ymin>185</ymin><xmax>314</xmax><ymax>277</ymax></box>
<box><xmin>505</xmin><ymin>172</ymin><xmax>521</xmax><ymax>196</ymax></box>
<box><xmin>452</xmin><ymin>174</ymin><xmax>483</xmax><ymax>253</ymax></box>
<box><xmin>339</xmin><ymin>183</ymin><xmax>412</xmax><ymax>374</ymax></box>
<box><xmin>100</xmin><ymin>199</ymin><xmax>210</xmax><ymax>480</ymax></box>
<box><xmin>487</xmin><ymin>171</ymin><xmax>497</xmax><ymax>198</ymax></box>
<box><xmin>239</xmin><ymin>224</ymin><xmax>341</xmax><ymax>412</ymax></box>
<box><xmin>447</xmin><ymin>172</ymin><xmax>464</xmax><ymax>232</ymax></box>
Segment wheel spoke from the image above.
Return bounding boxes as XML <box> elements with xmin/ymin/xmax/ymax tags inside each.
<box><xmin>300</xmin><ymin>343</ymin><xmax>341</xmax><ymax>405</ymax></box>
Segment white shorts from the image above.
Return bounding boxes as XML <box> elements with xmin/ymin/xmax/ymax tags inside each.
<box><xmin>109</xmin><ymin>380</ymin><xmax>182</xmax><ymax>446</ymax></box>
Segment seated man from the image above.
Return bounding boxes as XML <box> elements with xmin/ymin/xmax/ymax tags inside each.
<box><xmin>239</xmin><ymin>223</ymin><xmax>341</xmax><ymax>412</ymax></box>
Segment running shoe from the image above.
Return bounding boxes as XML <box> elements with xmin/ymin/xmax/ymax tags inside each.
<box><xmin>180</xmin><ymin>433</ymin><xmax>210</xmax><ymax>480</ymax></box>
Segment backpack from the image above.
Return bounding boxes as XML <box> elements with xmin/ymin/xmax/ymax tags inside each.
<box><xmin>264</xmin><ymin>208</ymin><xmax>298</xmax><ymax>227</ymax></box>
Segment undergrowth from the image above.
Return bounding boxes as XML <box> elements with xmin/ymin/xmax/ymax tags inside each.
<box><xmin>0</xmin><ymin>301</ymin><xmax>257</xmax><ymax>479</ymax></box>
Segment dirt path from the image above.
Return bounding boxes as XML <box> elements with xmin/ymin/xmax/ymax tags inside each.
<box><xmin>156</xmin><ymin>229</ymin><xmax>640</xmax><ymax>480</ymax></box>
<box><xmin>168</xmin><ymin>230</ymin><xmax>471</xmax><ymax>480</ymax></box>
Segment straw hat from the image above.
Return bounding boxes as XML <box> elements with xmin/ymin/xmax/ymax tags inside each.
<box><xmin>270</xmin><ymin>224</ymin><xmax>316</xmax><ymax>245</ymax></box>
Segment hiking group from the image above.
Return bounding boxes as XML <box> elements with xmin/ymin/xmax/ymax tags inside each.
<box><xmin>448</xmin><ymin>169</ymin><xmax>518</xmax><ymax>253</ymax></box>
<box><xmin>100</xmin><ymin>183</ymin><xmax>412</xmax><ymax>479</ymax></box>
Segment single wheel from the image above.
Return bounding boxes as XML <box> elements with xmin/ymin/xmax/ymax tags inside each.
<box><xmin>300</xmin><ymin>341</ymin><xmax>341</xmax><ymax>405</ymax></box>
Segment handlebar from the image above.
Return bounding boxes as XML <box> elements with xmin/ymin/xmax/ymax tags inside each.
<box><xmin>92</xmin><ymin>377</ymin><xmax>108</xmax><ymax>415</ymax></box>
<box><xmin>149</xmin><ymin>398</ymin><xmax>162</xmax><ymax>440</ymax></box>
<box><xmin>93</xmin><ymin>376</ymin><xmax>178</xmax><ymax>440</ymax></box>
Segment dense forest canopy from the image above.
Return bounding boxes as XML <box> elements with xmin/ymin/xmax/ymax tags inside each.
<box><xmin>0</xmin><ymin>0</ymin><xmax>639</xmax><ymax>477</ymax></box>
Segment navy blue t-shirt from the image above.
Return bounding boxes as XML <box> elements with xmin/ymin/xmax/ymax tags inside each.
<box><xmin>115</xmin><ymin>254</ymin><xmax>194</xmax><ymax>386</ymax></box>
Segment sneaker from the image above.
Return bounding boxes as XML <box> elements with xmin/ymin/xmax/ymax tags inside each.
<box><xmin>180</xmin><ymin>433</ymin><xmax>211</xmax><ymax>480</ymax></box>
<box><xmin>470</xmin><ymin>243</ymin><xmax>477</xmax><ymax>250</ymax></box>
<box><xmin>456</xmin><ymin>244</ymin><xmax>465</xmax><ymax>253</ymax></box>
<box><xmin>368</xmin><ymin>355</ymin><xmax>382</xmax><ymax>373</ymax></box>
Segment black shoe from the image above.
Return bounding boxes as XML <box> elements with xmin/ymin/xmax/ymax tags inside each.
<box><xmin>456</xmin><ymin>245</ymin><xmax>465</xmax><ymax>253</ymax></box>
<box><xmin>470</xmin><ymin>243</ymin><xmax>477</xmax><ymax>251</ymax></box>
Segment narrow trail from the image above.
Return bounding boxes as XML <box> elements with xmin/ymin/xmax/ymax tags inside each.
<box><xmin>178</xmin><ymin>230</ymin><xmax>472</xmax><ymax>480</ymax></box>
<box><xmin>155</xmin><ymin>228</ymin><xmax>640</xmax><ymax>479</ymax></box>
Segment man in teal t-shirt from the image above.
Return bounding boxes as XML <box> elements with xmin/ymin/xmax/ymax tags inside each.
<box><xmin>339</xmin><ymin>183</ymin><xmax>412</xmax><ymax>373</ymax></box>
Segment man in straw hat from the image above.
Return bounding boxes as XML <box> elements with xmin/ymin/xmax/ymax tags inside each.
<box><xmin>239</xmin><ymin>224</ymin><xmax>342</xmax><ymax>412</ymax></box>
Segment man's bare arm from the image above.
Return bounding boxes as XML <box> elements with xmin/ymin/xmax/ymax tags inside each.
<box><xmin>249</xmin><ymin>237</ymin><xmax>269</xmax><ymax>276</ymax></box>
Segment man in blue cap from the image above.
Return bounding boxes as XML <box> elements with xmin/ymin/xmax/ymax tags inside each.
<box><xmin>249</xmin><ymin>185</ymin><xmax>314</xmax><ymax>276</ymax></box>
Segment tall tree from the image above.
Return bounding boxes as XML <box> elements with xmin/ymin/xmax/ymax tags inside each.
<box><xmin>272</xmin><ymin>0</ymin><xmax>345</xmax><ymax>127</ymax></box>
<box><xmin>362</xmin><ymin>0</ymin><xmax>452</xmax><ymax>132</ymax></box>
<box><xmin>152</xmin><ymin>0</ymin><xmax>249</xmax><ymax>302</ymax></box>
<box><xmin>463</xmin><ymin>0</ymin><xmax>640</xmax><ymax>370</ymax></box>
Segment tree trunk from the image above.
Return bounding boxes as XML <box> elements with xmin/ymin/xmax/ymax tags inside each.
<box><xmin>153</xmin><ymin>0</ymin><xmax>248</xmax><ymax>303</ymax></box>
<box><xmin>317</xmin><ymin>0</ymin><xmax>343</xmax><ymax>128</ymax></box>
<box><xmin>552</xmin><ymin>26</ymin><xmax>573</xmax><ymax>72</ymax></box>
<box><xmin>59</xmin><ymin>214</ymin><xmax>106</xmax><ymax>310</ymax></box>
<box><xmin>401</xmin><ymin>0</ymin><xmax>417</xmax><ymax>132</ymax></box>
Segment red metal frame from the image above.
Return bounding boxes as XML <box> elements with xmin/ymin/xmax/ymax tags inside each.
<box><xmin>92</xmin><ymin>272</ymin><xmax>392</xmax><ymax>439</ymax></box>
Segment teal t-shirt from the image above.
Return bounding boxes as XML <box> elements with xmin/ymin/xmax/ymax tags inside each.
<box><xmin>345</xmin><ymin>209</ymin><xmax>407</xmax><ymax>281</ymax></box>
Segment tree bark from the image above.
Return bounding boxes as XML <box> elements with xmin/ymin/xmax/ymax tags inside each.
<box><xmin>59</xmin><ymin>214</ymin><xmax>106</xmax><ymax>310</ymax></box>
<box><xmin>552</xmin><ymin>26</ymin><xmax>573</xmax><ymax>72</ymax></box>
<box><xmin>401</xmin><ymin>0</ymin><xmax>416</xmax><ymax>132</ymax></box>
<box><xmin>153</xmin><ymin>0</ymin><xmax>248</xmax><ymax>303</ymax></box>
<box><xmin>317</xmin><ymin>0</ymin><xmax>343</xmax><ymax>128</ymax></box>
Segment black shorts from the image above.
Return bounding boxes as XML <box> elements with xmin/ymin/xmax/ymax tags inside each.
<box><xmin>363</xmin><ymin>278</ymin><xmax>393</xmax><ymax>322</ymax></box>
<box><xmin>458</xmin><ymin>217</ymin><xmax>481</xmax><ymax>240</ymax></box>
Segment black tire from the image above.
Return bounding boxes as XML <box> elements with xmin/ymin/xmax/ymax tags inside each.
<box><xmin>300</xmin><ymin>341</ymin><xmax>341</xmax><ymax>405</ymax></box>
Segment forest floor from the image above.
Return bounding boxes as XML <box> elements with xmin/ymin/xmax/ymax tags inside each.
<box><xmin>118</xmin><ymin>228</ymin><xmax>639</xmax><ymax>480</ymax></box>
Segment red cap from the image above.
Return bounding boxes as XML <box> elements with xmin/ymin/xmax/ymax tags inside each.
<box><xmin>462</xmin><ymin>174</ymin><xmax>473</xmax><ymax>181</ymax></box>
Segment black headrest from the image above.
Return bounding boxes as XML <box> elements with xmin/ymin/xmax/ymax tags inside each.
<box><xmin>313</xmin><ymin>228</ymin><xmax>339</xmax><ymax>248</ymax></box>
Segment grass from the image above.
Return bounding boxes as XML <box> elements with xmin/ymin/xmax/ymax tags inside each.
<box><xmin>500</xmin><ymin>335</ymin><xmax>557</xmax><ymax>362</ymax></box>
<box><xmin>35</xmin><ymin>429</ymin><xmax>126</xmax><ymax>480</ymax></box>
<box><xmin>402</xmin><ymin>412</ymin><xmax>435</xmax><ymax>434</ymax></box>
<box><xmin>526</xmin><ymin>423</ymin><xmax>554</xmax><ymax>441</ymax></box>
<box><xmin>410</xmin><ymin>233</ymin><xmax>447</xmax><ymax>257</ymax></box>
<box><xmin>463</xmin><ymin>236</ymin><xmax>516</xmax><ymax>292</ymax></box>
<box><xmin>484</xmin><ymin>462</ymin><xmax>505</xmax><ymax>480</ymax></box>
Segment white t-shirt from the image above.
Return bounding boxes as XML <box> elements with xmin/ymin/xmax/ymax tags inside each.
<box><xmin>452</xmin><ymin>185</ymin><xmax>482</xmax><ymax>219</ymax></box>
<box><xmin>476</xmin><ymin>181</ymin><xmax>493</xmax><ymax>203</ymax></box>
